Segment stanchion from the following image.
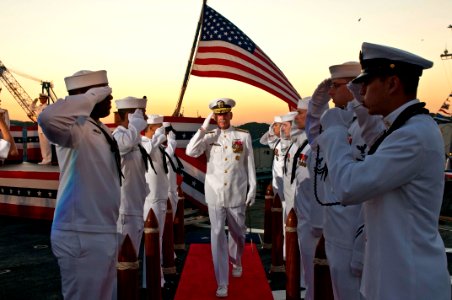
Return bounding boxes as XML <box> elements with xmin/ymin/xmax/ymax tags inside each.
<box><xmin>285</xmin><ymin>209</ymin><xmax>300</xmax><ymax>300</ymax></box>
<box><xmin>117</xmin><ymin>234</ymin><xmax>139</xmax><ymax>300</ymax></box>
<box><xmin>173</xmin><ymin>185</ymin><xmax>185</xmax><ymax>250</ymax></box>
<box><xmin>263</xmin><ymin>183</ymin><xmax>274</xmax><ymax>249</ymax></box>
<box><xmin>313</xmin><ymin>235</ymin><xmax>334</xmax><ymax>300</ymax></box>
<box><xmin>162</xmin><ymin>199</ymin><xmax>176</xmax><ymax>275</ymax></box>
<box><xmin>270</xmin><ymin>193</ymin><xmax>285</xmax><ymax>273</ymax></box>
<box><xmin>144</xmin><ymin>208</ymin><xmax>162</xmax><ymax>300</ymax></box>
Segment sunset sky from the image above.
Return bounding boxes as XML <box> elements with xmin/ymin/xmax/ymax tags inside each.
<box><xmin>1</xmin><ymin>0</ymin><xmax>451</xmax><ymax>125</ymax></box>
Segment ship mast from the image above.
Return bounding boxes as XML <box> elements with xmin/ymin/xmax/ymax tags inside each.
<box><xmin>172</xmin><ymin>0</ymin><xmax>207</xmax><ymax>117</ymax></box>
<box><xmin>440</xmin><ymin>25</ymin><xmax>452</xmax><ymax>60</ymax></box>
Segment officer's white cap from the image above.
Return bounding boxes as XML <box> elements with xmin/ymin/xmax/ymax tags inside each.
<box><xmin>208</xmin><ymin>98</ymin><xmax>236</xmax><ymax>114</ymax></box>
<box><xmin>297</xmin><ymin>97</ymin><xmax>311</xmax><ymax>110</ymax></box>
<box><xmin>274</xmin><ymin>115</ymin><xmax>282</xmax><ymax>123</ymax></box>
<box><xmin>353</xmin><ymin>42</ymin><xmax>433</xmax><ymax>83</ymax></box>
<box><xmin>280</xmin><ymin>111</ymin><xmax>298</xmax><ymax>122</ymax></box>
<box><xmin>115</xmin><ymin>96</ymin><xmax>147</xmax><ymax>110</ymax></box>
<box><xmin>147</xmin><ymin>114</ymin><xmax>164</xmax><ymax>125</ymax></box>
<box><xmin>329</xmin><ymin>62</ymin><xmax>361</xmax><ymax>79</ymax></box>
<box><xmin>163</xmin><ymin>122</ymin><xmax>171</xmax><ymax>128</ymax></box>
<box><xmin>64</xmin><ymin>70</ymin><xmax>108</xmax><ymax>92</ymax></box>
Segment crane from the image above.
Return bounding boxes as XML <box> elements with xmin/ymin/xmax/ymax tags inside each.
<box><xmin>0</xmin><ymin>60</ymin><xmax>57</xmax><ymax>122</ymax></box>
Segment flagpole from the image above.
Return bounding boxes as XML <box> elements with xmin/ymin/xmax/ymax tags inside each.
<box><xmin>172</xmin><ymin>0</ymin><xmax>207</xmax><ymax>117</ymax></box>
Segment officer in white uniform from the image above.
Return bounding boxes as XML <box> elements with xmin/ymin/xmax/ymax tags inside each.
<box><xmin>318</xmin><ymin>42</ymin><xmax>451</xmax><ymax>300</ymax></box>
<box><xmin>307</xmin><ymin>61</ymin><xmax>385</xmax><ymax>300</ymax></box>
<box><xmin>38</xmin><ymin>70</ymin><xmax>120</xmax><ymax>300</ymax></box>
<box><xmin>186</xmin><ymin>98</ymin><xmax>256</xmax><ymax>298</ymax></box>
<box><xmin>31</xmin><ymin>93</ymin><xmax>52</xmax><ymax>164</ymax></box>
<box><xmin>0</xmin><ymin>109</ymin><xmax>18</xmax><ymax>159</ymax></box>
<box><xmin>260</xmin><ymin>115</ymin><xmax>284</xmax><ymax>199</ymax></box>
<box><xmin>163</xmin><ymin>122</ymin><xmax>182</xmax><ymax>219</ymax></box>
<box><xmin>113</xmin><ymin>96</ymin><xmax>148</xmax><ymax>253</ymax></box>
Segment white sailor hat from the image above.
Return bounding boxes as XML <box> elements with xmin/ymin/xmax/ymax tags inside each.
<box><xmin>297</xmin><ymin>97</ymin><xmax>311</xmax><ymax>110</ymax></box>
<box><xmin>329</xmin><ymin>62</ymin><xmax>361</xmax><ymax>79</ymax></box>
<box><xmin>64</xmin><ymin>70</ymin><xmax>108</xmax><ymax>92</ymax></box>
<box><xmin>147</xmin><ymin>114</ymin><xmax>164</xmax><ymax>125</ymax></box>
<box><xmin>274</xmin><ymin>115</ymin><xmax>283</xmax><ymax>123</ymax></box>
<box><xmin>163</xmin><ymin>122</ymin><xmax>171</xmax><ymax>128</ymax></box>
<box><xmin>115</xmin><ymin>96</ymin><xmax>147</xmax><ymax>110</ymax></box>
<box><xmin>280</xmin><ymin>111</ymin><xmax>298</xmax><ymax>122</ymax></box>
<box><xmin>353</xmin><ymin>42</ymin><xmax>433</xmax><ymax>83</ymax></box>
<box><xmin>208</xmin><ymin>98</ymin><xmax>236</xmax><ymax>114</ymax></box>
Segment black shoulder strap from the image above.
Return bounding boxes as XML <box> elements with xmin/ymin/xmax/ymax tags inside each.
<box><xmin>368</xmin><ymin>102</ymin><xmax>429</xmax><ymax>155</ymax></box>
<box><xmin>290</xmin><ymin>139</ymin><xmax>309</xmax><ymax>184</ymax></box>
<box><xmin>88</xmin><ymin>120</ymin><xmax>124</xmax><ymax>186</ymax></box>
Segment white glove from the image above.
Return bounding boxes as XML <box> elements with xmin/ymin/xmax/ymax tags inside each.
<box><xmin>311</xmin><ymin>79</ymin><xmax>332</xmax><ymax>106</ymax></box>
<box><xmin>168</xmin><ymin>131</ymin><xmax>176</xmax><ymax>141</ymax></box>
<box><xmin>201</xmin><ymin>112</ymin><xmax>214</xmax><ymax>130</ymax></box>
<box><xmin>86</xmin><ymin>86</ymin><xmax>112</xmax><ymax>104</ymax></box>
<box><xmin>346</xmin><ymin>82</ymin><xmax>364</xmax><ymax>104</ymax></box>
<box><xmin>268</xmin><ymin>122</ymin><xmax>276</xmax><ymax>136</ymax></box>
<box><xmin>128</xmin><ymin>109</ymin><xmax>147</xmax><ymax>132</ymax></box>
<box><xmin>246</xmin><ymin>197</ymin><xmax>255</xmax><ymax>206</ymax></box>
<box><xmin>320</xmin><ymin>107</ymin><xmax>354</xmax><ymax>131</ymax></box>
<box><xmin>155</xmin><ymin>126</ymin><xmax>166</xmax><ymax>137</ymax></box>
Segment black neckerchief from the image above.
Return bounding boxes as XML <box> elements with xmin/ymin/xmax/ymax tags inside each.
<box><xmin>138</xmin><ymin>144</ymin><xmax>156</xmax><ymax>174</ymax></box>
<box><xmin>283</xmin><ymin>142</ymin><xmax>294</xmax><ymax>175</ymax></box>
<box><xmin>88</xmin><ymin>120</ymin><xmax>124</xmax><ymax>186</ymax></box>
<box><xmin>161</xmin><ymin>146</ymin><xmax>179</xmax><ymax>174</ymax></box>
<box><xmin>290</xmin><ymin>139</ymin><xmax>309</xmax><ymax>184</ymax></box>
<box><xmin>367</xmin><ymin>102</ymin><xmax>429</xmax><ymax>155</ymax></box>
<box><xmin>173</xmin><ymin>152</ymin><xmax>184</xmax><ymax>175</ymax></box>
<box><xmin>158</xmin><ymin>146</ymin><xmax>169</xmax><ymax>174</ymax></box>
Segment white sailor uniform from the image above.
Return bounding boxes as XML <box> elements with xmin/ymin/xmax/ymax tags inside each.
<box><xmin>186</xmin><ymin>126</ymin><xmax>256</xmax><ymax>288</ymax></box>
<box><xmin>38</xmin><ymin>92</ymin><xmax>120</xmax><ymax>300</ymax></box>
<box><xmin>113</xmin><ymin>124</ymin><xmax>149</xmax><ymax>253</ymax></box>
<box><xmin>31</xmin><ymin>101</ymin><xmax>52</xmax><ymax>164</ymax></box>
<box><xmin>166</xmin><ymin>134</ymin><xmax>180</xmax><ymax>219</ymax></box>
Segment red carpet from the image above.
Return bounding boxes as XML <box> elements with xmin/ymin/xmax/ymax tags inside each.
<box><xmin>175</xmin><ymin>243</ymin><xmax>273</xmax><ymax>300</ymax></box>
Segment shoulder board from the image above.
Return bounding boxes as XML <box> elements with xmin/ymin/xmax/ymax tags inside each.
<box><xmin>206</xmin><ymin>130</ymin><xmax>216</xmax><ymax>134</ymax></box>
<box><xmin>234</xmin><ymin>128</ymin><xmax>249</xmax><ymax>133</ymax></box>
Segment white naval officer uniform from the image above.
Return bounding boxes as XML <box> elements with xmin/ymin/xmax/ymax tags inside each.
<box><xmin>320</xmin><ymin>99</ymin><xmax>451</xmax><ymax>300</ymax></box>
<box><xmin>113</xmin><ymin>97</ymin><xmax>149</xmax><ymax>254</ymax></box>
<box><xmin>318</xmin><ymin>42</ymin><xmax>451</xmax><ymax>300</ymax></box>
<box><xmin>31</xmin><ymin>97</ymin><xmax>52</xmax><ymax>164</ymax></box>
<box><xmin>38</xmin><ymin>70</ymin><xmax>120</xmax><ymax>300</ymax></box>
<box><xmin>186</xmin><ymin>124</ymin><xmax>256</xmax><ymax>288</ymax></box>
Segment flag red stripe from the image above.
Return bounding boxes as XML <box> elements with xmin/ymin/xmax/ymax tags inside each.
<box><xmin>195</xmin><ymin>45</ymin><xmax>299</xmax><ymax>101</ymax></box>
<box><xmin>193</xmin><ymin>57</ymin><xmax>297</xmax><ymax>102</ymax></box>
<box><xmin>175</xmin><ymin>149</ymin><xmax>207</xmax><ymax>173</ymax></box>
<box><xmin>192</xmin><ymin>69</ymin><xmax>297</xmax><ymax>107</ymax></box>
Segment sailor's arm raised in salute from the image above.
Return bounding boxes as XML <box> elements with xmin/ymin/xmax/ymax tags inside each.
<box><xmin>185</xmin><ymin>112</ymin><xmax>214</xmax><ymax>157</ymax></box>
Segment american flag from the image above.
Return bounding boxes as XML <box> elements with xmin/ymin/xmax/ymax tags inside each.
<box><xmin>191</xmin><ymin>5</ymin><xmax>301</xmax><ymax>109</ymax></box>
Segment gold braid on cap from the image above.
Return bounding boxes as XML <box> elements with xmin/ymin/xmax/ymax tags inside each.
<box><xmin>212</xmin><ymin>100</ymin><xmax>231</xmax><ymax>114</ymax></box>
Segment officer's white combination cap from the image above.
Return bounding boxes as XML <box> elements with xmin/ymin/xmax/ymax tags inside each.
<box><xmin>64</xmin><ymin>70</ymin><xmax>108</xmax><ymax>92</ymax></box>
<box><xmin>147</xmin><ymin>114</ymin><xmax>164</xmax><ymax>124</ymax></box>
<box><xmin>274</xmin><ymin>115</ymin><xmax>283</xmax><ymax>123</ymax></box>
<box><xmin>115</xmin><ymin>96</ymin><xmax>147</xmax><ymax>110</ymax></box>
<box><xmin>297</xmin><ymin>97</ymin><xmax>311</xmax><ymax>110</ymax></box>
<box><xmin>353</xmin><ymin>42</ymin><xmax>433</xmax><ymax>83</ymax></box>
<box><xmin>208</xmin><ymin>98</ymin><xmax>236</xmax><ymax>114</ymax></box>
<box><xmin>280</xmin><ymin>111</ymin><xmax>298</xmax><ymax>122</ymax></box>
<box><xmin>329</xmin><ymin>62</ymin><xmax>361</xmax><ymax>79</ymax></box>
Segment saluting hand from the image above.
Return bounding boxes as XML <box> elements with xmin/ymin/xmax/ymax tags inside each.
<box><xmin>128</xmin><ymin>109</ymin><xmax>147</xmax><ymax>132</ymax></box>
<box><xmin>312</xmin><ymin>79</ymin><xmax>332</xmax><ymax>106</ymax></box>
<box><xmin>201</xmin><ymin>112</ymin><xmax>214</xmax><ymax>131</ymax></box>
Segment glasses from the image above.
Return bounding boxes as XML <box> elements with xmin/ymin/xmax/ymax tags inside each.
<box><xmin>329</xmin><ymin>82</ymin><xmax>348</xmax><ymax>89</ymax></box>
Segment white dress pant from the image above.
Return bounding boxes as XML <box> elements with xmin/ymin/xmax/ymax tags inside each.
<box><xmin>51</xmin><ymin>229</ymin><xmax>117</xmax><ymax>300</ymax></box>
<box><xmin>117</xmin><ymin>214</ymin><xmax>144</xmax><ymax>255</ymax></box>
<box><xmin>39</xmin><ymin>132</ymin><xmax>52</xmax><ymax>164</ymax></box>
<box><xmin>168</xmin><ymin>190</ymin><xmax>178</xmax><ymax>220</ymax></box>
<box><xmin>298</xmin><ymin>218</ymin><xmax>320</xmax><ymax>300</ymax></box>
<box><xmin>208</xmin><ymin>204</ymin><xmax>246</xmax><ymax>287</ymax></box>
<box><xmin>325</xmin><ymin>240</ymin><xmax>363</xmax><ymax>300</ymax></box>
